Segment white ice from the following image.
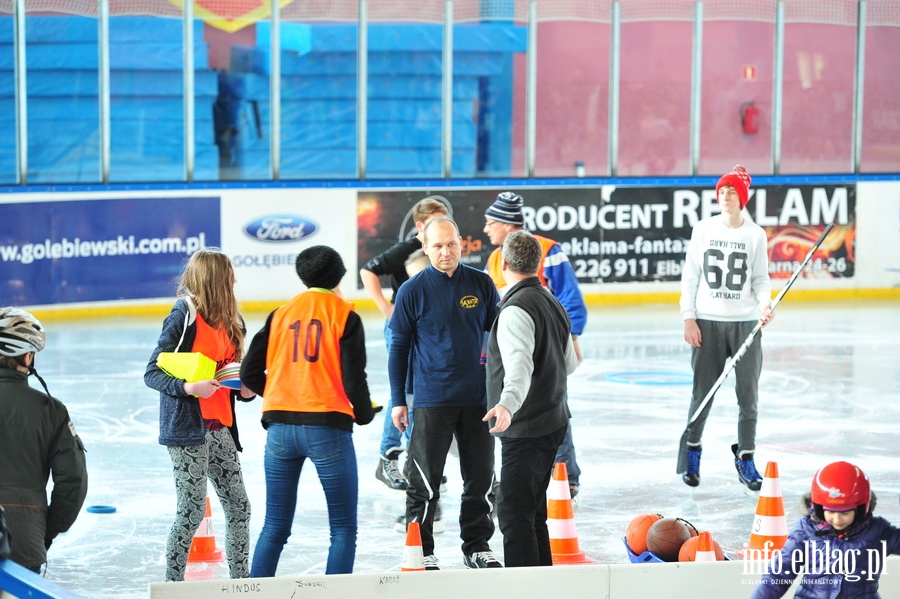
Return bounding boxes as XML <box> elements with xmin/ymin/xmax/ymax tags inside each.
<box><xmin>25</xmin><ymin>300</ymin><xmax>900</xmax><ymax>597</ymax></box>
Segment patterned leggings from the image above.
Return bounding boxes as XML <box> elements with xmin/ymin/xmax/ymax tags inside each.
<box><xmin>166</xmin><ymin>428</ymin><xmax>251</xmax><ymax>581</ymax></box>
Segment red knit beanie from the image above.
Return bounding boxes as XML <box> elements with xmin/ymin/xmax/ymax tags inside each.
<box><xmin>716</xmin><ymin>165</ymin><xmax>752</xmax><ymax>208</ymax></box>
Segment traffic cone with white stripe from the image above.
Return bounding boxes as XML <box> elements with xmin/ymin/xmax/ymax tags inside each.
<box><xmin>188</xmin><ymin>496</ymin><xmax>224</xmax><ymax>563</ymax></box>
<box><xmin>400</xmin><ymin>520</ymin><xmax>425</xmax><ymax>571</ymax></box>
<box><xmin>694</xmin><ymin>531</ymin><xmax>717</xmax><ymax>562</ymax></box>
<box><xmin>740</xmin><ymin>461</ymin><xmax>788</xmax><ymax>560</ymax></box>
<box><xmin>547</xmin><ymin>462</ymin><xmax>593</xmax><ymax>565</ymax></box>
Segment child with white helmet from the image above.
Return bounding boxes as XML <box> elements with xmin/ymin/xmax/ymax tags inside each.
<box><xmin>752</xmin><ymin>461</ymin><xmax>900</xmax><ymax>598</ymax></box>
<box><xmin>0</xmin><ymin>307</ymin><xmax>88</xmax><ymax>573</ymax></box>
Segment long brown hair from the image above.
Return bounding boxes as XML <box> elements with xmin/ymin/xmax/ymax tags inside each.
<box><xmin>177</xmin><ymin>249</ymin><xmax>245</xmax><ymax>360</ymax></box>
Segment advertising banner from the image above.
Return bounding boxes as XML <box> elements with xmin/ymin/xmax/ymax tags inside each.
<box><xmin>223</xmin><ymin>188</ymin><xmax>358</xmax><ymax>302</ymax></box>
<box><xmin>0</xmin><ymin>181</ymin><xmax>862</xmax><ymax>309</ymax></box>
<box><xmin>0</xmin><ymin>196</ymin><xmax>218</xmax><ymax>306</ymax></box>
<box><xmin>356</xmin><ymin>184</ymin><xmax>855</xmax><ymax>288</ymax></box>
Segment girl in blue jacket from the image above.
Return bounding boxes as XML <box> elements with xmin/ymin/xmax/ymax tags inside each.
<box><xmin>145</xmin><ymin>248</ymin><xmax>255</xmax><ymax>582</ymax></box>
<box><xmin>753</xmin><ymin>461</ymin><xmax>900</xmax><ymax>598</ymax></box>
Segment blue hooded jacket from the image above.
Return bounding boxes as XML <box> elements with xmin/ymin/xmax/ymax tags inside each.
<box><xmin>752</xmin><ymin>498</ymin><xmax>900</xmax><ymax>598</ymax></box>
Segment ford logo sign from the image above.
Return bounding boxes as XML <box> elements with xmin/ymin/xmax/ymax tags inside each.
<box><xmin>244</xmin><ymin>215</ymin><xmax>318</xmax><ymax>243</ymax></box>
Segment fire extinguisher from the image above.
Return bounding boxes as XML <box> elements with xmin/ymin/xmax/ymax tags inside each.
<box><xmin>740</xmin><ymin>101</ymin><xmax>759</xmax><ymax>135</ymax></box>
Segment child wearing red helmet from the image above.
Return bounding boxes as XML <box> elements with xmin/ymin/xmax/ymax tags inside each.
<box><xmin>752</xmin><ymin>461</ymin><xmax>900</xmax><ymax>598</ymax></box>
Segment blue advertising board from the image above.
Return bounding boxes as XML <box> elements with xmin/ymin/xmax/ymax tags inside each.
<box><xmin>0</xmin><ymin>196</ymin><xmax>220</xmax><ymax>305</ymax></box>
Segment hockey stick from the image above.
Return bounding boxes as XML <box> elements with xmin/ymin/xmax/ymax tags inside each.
<box><xmin>676</xmin><ymin>222</ymin><xmax>835</xmax><ymax>474</ymax></box>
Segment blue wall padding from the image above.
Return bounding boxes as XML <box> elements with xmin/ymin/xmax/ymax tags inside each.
<box><xmin>0</xmin><ymin>15</ymin><xmax>218</xmax><ymax>183</ymax></box>
<box><xmin>218</xmin><ymin>23</ymin><xmax>524</xmax><ymax>179</ymax></box>
<box><xmin>0</xmin><ymin>97</ymin><xmax>216</xmax><ymax>124</ymax></box>
<box><xmin>0</xmin><ymin>17</ymin><xmax>525</xmax><ymax>182</ymax></box>
<box><xmin>0</xmin><ymin>42</ymin><xmax>209</xmax><ymax>70</ymax></box>
<box><xmin>255</xmin><ymin>22</ymin><xmax>526</xmax><ymax>54</ymax></box>
<box><xmin>0</xmin><ymin>119</ymin><xmax>215</xmax><ymax>148</ymax></box>
<box><xmin>0</xmin><ymin>71</ymin><xmax>218</xmax><ymax>98</ymax></box>
<box><xmin>0</xmin><ymin>15</ymin><xmax>203</xmax><ymax>43</ymax></box>
<box><xmin>230</xmin><ymin>48</ymin><xmax>515</xmax><ymax>76</ymax></box>
<box><xmin>228</xmin><ymin>148</ymin><xmax>476</xmax><ymax>180</ymax></box>
<box><xmin>239</xmin><ymin>98</ymin><xmax>473</xmax><ymax>129</ymax></box>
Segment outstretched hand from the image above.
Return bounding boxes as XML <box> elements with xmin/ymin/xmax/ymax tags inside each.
<box><xmin>483</xmin><ymin>405</ymin><xmax>511</xmax><ymax>434</ymax></box>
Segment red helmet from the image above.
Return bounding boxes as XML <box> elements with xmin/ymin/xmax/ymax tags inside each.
<box><xmin>810</xmin><ymin>461</ymin><xmax>870</xmax><ymax>520</ymax></box>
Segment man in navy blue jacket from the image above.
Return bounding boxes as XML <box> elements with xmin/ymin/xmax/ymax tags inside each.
<box><xmin>388</xmin><ymin>217</ymin><xmax>501</xmax><ymax>571</ymax></box>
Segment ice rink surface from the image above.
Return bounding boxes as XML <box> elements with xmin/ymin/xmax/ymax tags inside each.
<box><xmin>26</xmin><ymin>299</ymin><xmax>900</xmax><ymax>597</ymax></box>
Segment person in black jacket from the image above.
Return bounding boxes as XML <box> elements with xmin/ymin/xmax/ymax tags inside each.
<box><xmin>484</xmin><ymin>231</ymin><xmax>578</xmax><ymax>567</ymax></box>
<box><xmin>0</xmin><ymin>307</ymin><xmax>88</xmax><ymax>573</ymax></box>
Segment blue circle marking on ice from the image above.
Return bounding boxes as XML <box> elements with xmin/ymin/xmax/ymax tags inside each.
<box><xmin>603</xmin><ymin>371</ymin><xmax>693</xmax><ymax>385</ymax></box>
<box><xmin>86</xmin><ymin>505</ymin><xmax>117</xmax><ymax>514</ymax></box>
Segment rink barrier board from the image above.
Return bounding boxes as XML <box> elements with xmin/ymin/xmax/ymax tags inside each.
<box><xmin>146</xmin><ymin>556</ymin><xmax>900</xmax><ymax>599</ymax></box>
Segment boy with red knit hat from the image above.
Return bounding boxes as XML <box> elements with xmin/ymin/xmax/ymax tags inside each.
<box><xmin>679</xmin><ymin>165</ymin><xmax>776</xmax><ymax>491</ymax></box>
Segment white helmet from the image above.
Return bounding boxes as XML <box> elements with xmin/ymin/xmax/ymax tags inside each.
<box><xmin>0</xmin><ymin>308</ymin><xmax>46</xmax><ymax>356</ymax></box>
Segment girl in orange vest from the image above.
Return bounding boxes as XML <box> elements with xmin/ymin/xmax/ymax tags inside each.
<box><xmin>145</xmin><ymin>248</ymin><xmax>255</xmax><ymax>581</ymax></box>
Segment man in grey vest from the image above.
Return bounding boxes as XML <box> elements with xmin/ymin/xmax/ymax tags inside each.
<box><xmin>484</xmin><ymin>231</ymin><xmax>578</xmax><ymax>567</ymax></box>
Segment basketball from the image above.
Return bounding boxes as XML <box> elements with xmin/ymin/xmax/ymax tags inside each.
<box><xmin>678</xmin><ymin>534</ymin><xmax>726</xmax><ymax>561</ymax></box>
<box><xmin>682</xmin><ymin>517</ymin><xmax>699</xmax><ymax>537</ymax></box>
<box><xmin>646</xmin><ymin>517</ymin><xmax>692</xmax><ymax>562</ymax></box>
<box><xmin>625</xmin><ymin>513</ymin><xmax>663</xmax><ymax>555</ymax></box>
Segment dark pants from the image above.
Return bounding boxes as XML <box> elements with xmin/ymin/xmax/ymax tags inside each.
<box><xmin>405</xmin><ymin>404</ymin><xmax>495</xmax><ymax>557</ymax></box>
<box><xmin>497</xmin><ymin>423</ymin><xmax>568</xmax><ymax>567</ymax></box>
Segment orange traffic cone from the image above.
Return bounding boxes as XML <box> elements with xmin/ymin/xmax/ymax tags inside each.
<box><xmin>740</xmin><ymin>461</ymin><xmax>788</xmax><ymax>560</ymax></box>
<box><xmin>400</xmin><ymin>520</ymin><xmax>425</xmax><ymax>572</ymax></box>
<box><xmin>547</xmin><ymin>462</ymin><xmax>593</xmax><ymax>565</ymax></box>
<box><xmin>188</xmin><ymin>496</ymin><xmax>224</xmax><ymax>563</ymax></box>
<box><xmin>694</xmin><ymin>531</ymin><xmax>717</xmax><ymax>562</ymax></box>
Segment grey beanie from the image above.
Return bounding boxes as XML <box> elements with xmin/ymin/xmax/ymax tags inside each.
<box><xmin>485</xmin><ymin>191</ymin><xmax>524</xmax><ymax>226</ymax></box>
<box><xmin>295</xmin><ymin>246</ymin><xmax>347</xmax><ymax>289</ymax></box>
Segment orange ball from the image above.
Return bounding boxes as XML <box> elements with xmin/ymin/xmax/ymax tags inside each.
<box><xmin>678</xmin><ymin>534</ymin><xmax>726</xmax><ymax>561</ymax></box>
<box><xmin>625</xmin><ymin>513</ymin><xmax>663</xmax><ymax>555</ymax></box>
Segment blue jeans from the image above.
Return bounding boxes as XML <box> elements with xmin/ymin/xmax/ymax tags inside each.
<box><xmin>250</xmin><ymin>423</ymin><xmax>358</xmax><ymax>576</ymax></box>
<box><xmin>554</xmin><ymin>411</ymin><xmax>581</xmax><ymax>485</ymax></box>
<box><xmin>380</xmin><ymin>320</ymin><xmax>412</xmax><ymax>455</ymax></box>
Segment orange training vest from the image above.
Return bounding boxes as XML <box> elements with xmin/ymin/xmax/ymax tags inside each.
<box><xmin>486</xmin><ymin>234</ymin><xmax>553</xmax><ymax>291</ymax></box>
<box><xmin>262</xmin><ymin>289</ymin><xmax>356</xmax><ymax>418</ymax></box>
<box><xmin>191</xmin><ymin>312</ymin><xmax>236</xmax><ymax>427</ymax></box>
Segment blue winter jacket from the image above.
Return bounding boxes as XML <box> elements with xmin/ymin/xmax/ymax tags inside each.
<box><xmin>752</xmin><ymin>509</ymin><xmax>900</xmax><ymax>598</ymax></box>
